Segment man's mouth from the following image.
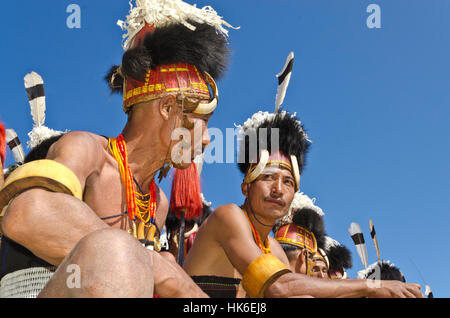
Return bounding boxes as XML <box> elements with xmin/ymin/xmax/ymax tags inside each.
<box><xmin>264</xmin><ymin>198</ymin><xmax>285</xmax><ymax>207</ymax></box>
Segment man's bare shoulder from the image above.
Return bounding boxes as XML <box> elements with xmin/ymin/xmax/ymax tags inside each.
<box><xmin>46</xmin><ymin>131</ymin><xmax>109</xmax><ymax>187</ymax></box>
<box><xmin>207</xmin><ymin>203</ymin><xmax>246</xmax><ymax>227</ymax></box>
<box><xmin>47</xmin><ymin>131</ymin><xmax>106</xmax><ymax>158</ymax></box>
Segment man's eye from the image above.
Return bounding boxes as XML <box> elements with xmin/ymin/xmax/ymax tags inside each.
<box><xmin>284</xmin><ymin>179</ymin><xmax>294</xmax><ymax>186</ymax></box>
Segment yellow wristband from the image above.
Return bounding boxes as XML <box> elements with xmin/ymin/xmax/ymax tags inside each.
<box><xmin>242</xmin><ymin>253</ymin><xmax>291</xmax><ymax>298</ymax></box>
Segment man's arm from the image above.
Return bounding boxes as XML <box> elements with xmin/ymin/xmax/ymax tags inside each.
<box><xmin>267</xmin><ymin>273</ymin><xmax>423</xmax><ymax>298</ymax></box>
<box><xmin>210</xmin><ymin>204</ymin><xmax>423</xmax><ymax>298</ymax></box>
<box><xmin>1</xmin><ymin>132</ymin><xmax>108</xmax><ymax>265</ymax></box>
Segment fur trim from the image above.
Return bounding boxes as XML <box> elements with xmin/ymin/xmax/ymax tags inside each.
<box><xmin>106</xmin><ymin>20</ymin><xmax>230</xmax><ymax>94</ymax></box>
<box><xmin>324</xmin><ymin>236</ymin><xmax>352</xmax><ymax>270</ymax></box>
<box><xmin>237</xmin><ymin>111</ymin><xmax>310</xmax><ymax>176</ymax></box>
<box><xmin>27</xmin><ymin>126</ymin><xmax>66</xmax><ymax>149</ymax></box>
<box><xmin>357</xmin><ymin>261</ymin><xmax>406</xmax><ymax>282</ymax></box>
<box><xmin>289</xmin><ymin>192</ymin><xmax>324</xmax><ymax>216</ymax></box>
<box><xmin>291</xmin><ymin>208</ymin><xmax>326</xmax><ymax>249</ymax></box>
<box><xmin>24</xmin><ymin>134</ymin><xmax>65</xmax><ymax>163</ymax></box>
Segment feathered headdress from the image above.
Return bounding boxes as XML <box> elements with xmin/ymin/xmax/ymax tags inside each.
<box><xmin>357</xmin><ymin>261</ymin><xmax>406</xmax><ymax>282</ymax></box>
<box><xmin>324</xmin><ymin>236</ymin><xmax>353</xmax><ymax>274</ymax></box>
<box><xmin>106</xmin><ymin>0</ymin><xmax>235</xmax><ymax>115</ymax></box>
<box><xmin>236</xmin><ymin>52</ymin><xmax>311</xmax><ymax>193</ymax></box>
<box><xmin>274</xmin><ymin>206</ymin><xmax>326</xmax><ymax>254</ymax></box>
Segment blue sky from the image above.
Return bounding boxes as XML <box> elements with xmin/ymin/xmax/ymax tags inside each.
<box><xmin>1</xmin><ymin>1</ymin><xmax>449</xmax><ymax>297</ymax></box>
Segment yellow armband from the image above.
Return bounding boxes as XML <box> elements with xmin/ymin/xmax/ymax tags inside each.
<box><xmin>242</xmin><ymin>253</ymin><xmax>291</xmax><ymax>298</ymax></box>
<box><xmin>0</xmin><ymin>159</ymin><xmax>83</xmax><ymax>214</ymax></box>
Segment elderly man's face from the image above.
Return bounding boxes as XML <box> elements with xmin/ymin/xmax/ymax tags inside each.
<box><xmin>243</xmin><ymin>166</ymin><xmax>296</xmax><ymax>220</ymax></box>
<box><xmin>168</xmin><ymin>108</ymin><xmax>212</xmax><ymax>170</ymax></box>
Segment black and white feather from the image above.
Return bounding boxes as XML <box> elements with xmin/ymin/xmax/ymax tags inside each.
<box><xmin>425</xmin><ymin>285</ymin><xmax>433</xmax><ymax>298</ymax></box>
<box><xmin>24</xmin><ymin>72</ymin><xmax>65</xmax><ymax>149</ymax></box>
<box><xmin>275</xmin><ymin>52</ymin><xmax>294</xmax><ymax>113</ymax></box>
<box><xmin>5</xmin><ymin>129</ymin><xmax>25</xmax><ymax>164</ymax></box>
<box><xmin>348</xmin><ymin>222</ymin><xmax>369</xmax><ymax>269</ymax></box>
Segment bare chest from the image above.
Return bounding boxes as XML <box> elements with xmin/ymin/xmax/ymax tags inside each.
<box><xmin>82</xmin><ymin>164</ymin><xmax>165</xmax><ymax>231</ymax></box>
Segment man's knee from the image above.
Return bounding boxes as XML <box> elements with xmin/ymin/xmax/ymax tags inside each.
<box><xmin>44</xmin><ymin>228</ymin><xmax>155</xmax><ymax>297</ymax></box>
<box><xmin>69</xmin><ymin>228</ymin><xmax>153</xmax><ymax>269</ymax></box>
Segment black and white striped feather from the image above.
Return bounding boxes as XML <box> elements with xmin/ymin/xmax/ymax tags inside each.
<box><xmin>275</xmin><ymin>52</ymin><xmax>294</xmax><ymax>113</ymax></box>
<box><xmin>5</xmin><ymin>129</ymin><xmax>25</xmax><ymax>164</ymax></box>
<box><xmin>348</xmin><ymin>222</ymin><xmax>369</xmax><ymax>269</ymax></box>
<box><xmin>24</xmin><ymin>72</ymin><xmax>65</xmax><ymax>149</ymax></box>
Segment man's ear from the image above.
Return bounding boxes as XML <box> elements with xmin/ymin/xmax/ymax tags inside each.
<box><xmin>294</xmin><ymin>249</ymin><xmax>306</xmax><ymax>274</ymax></box>
<box><xmin>241</xmin><ymin>182</ymin><xmax>249</xmax><ymax>197</ymax></box>
<box><xmin>297</xmin><ymin>249</ymin><xmax>307</xmax><ymax>265</ymax></box>
<box><xmin>159</xmin><ymin>95</ymin><xmax>177</xmax><ymax>121</ymax></box>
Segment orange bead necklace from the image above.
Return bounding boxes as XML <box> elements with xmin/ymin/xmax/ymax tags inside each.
<box><xmin>108</xmin><ymin>134</ymin><xmax>157</xmax><ymax>226</ymax></box>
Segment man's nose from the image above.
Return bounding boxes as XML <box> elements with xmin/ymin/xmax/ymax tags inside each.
<box><xmin>202</xmin><ymin>125</ymin><xmax>210</xmax><ymax>148</ymax></box>
<box><xmin>271</xmin><ymin>178</ymin><xmax>283</xmax><ymax>195</ymax></box>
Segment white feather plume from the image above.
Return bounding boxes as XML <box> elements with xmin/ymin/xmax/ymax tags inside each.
<box><xmin>117</xmin><ymin>0</ymin><xmax>238</xmax><ymax>51</ymax></box>
<box><xmin>289</xmin><ymin>192</ymin><xmax>324</xmax><ymax>216</ymax></box>
<box><xmin>348</xmin><ymin>222</ymin><xmax>369</xmax><ymax>269</ymax></box>
<box><xmin>324</xmin><ymin>236</ymin><xmax>341</xmax><ymax>251</ymax></box>
<box><xmin>275</xmin><ymin>52</ymin><xmax>294</xmax><ymax>113</ymax></box>
<box><xmin>5</xmin><ymin>129</ymin><xmax>25</xmax><ymax>164</ymax></box>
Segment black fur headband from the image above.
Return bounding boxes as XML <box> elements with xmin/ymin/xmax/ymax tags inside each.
<box><xmin>237</xmin><ymin>111</ymin><xmax>310</xmax><ymax>177</ymax></box>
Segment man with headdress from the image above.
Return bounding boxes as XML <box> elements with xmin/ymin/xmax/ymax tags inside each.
<box><xmin>357</xmin><ymin>261</ymin><xmax>406</xmax><ymax>282</ymax></box>
<box><xmin>273</xmin><ymin>193</ymin><xmax>329</xmax><ymax>279</ymax></box>
<box><xmin>183</xmin><ymin>53</ymin><xmax>423</xmax><ymax>298</ymax></box>
<box><xmin>324</xmin><ymin>236</ymin><xmax>352</xmax><ymax>280</ymax></box>
<box><xmin>0</xmin><ymin>0</ymin><xmax>233</xmax><ymax>298</ymax></box>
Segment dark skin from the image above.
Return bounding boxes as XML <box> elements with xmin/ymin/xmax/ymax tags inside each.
<box><xmin>184</xmin><ymin>166</ymin><xmax>424</xmax><ymax>298</ymax></box>
<box><xmin>1</xmin><ymin>95</ymin><xmax>211</xmax><ymax>297</ymax></box>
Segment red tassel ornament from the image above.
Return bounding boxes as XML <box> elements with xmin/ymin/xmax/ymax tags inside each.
<box><xmin>169</xmin><ymin>162</ymin><xmax>203</xmax><ymax>220</ymax></box>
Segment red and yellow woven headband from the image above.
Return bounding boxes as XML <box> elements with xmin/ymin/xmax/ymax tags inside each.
<box><xmin>121</xmin><ymin>23</ymin><xmax>218</xmax><ymax>114</ymax></box>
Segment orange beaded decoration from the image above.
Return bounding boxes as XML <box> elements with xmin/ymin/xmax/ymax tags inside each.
<box><xmin>108</xmin><ymin>134</ymin><xmax>157</xmax><ymax>226</ymax></box>
<box><xmin>243</xmin><ymin>210</ymin><xmax>271</xmax><ymax>254</ymax></box>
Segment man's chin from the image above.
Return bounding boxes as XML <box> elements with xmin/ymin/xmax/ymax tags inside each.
<box><xmin>172</xmin><ymin>161</ymin><xmax>192</xmax><ymax>170</ymax></box>
<box><xmin>265</xmin><ymin>204</ymin><xmax>289</xmax><ymax>219</ymax></box>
